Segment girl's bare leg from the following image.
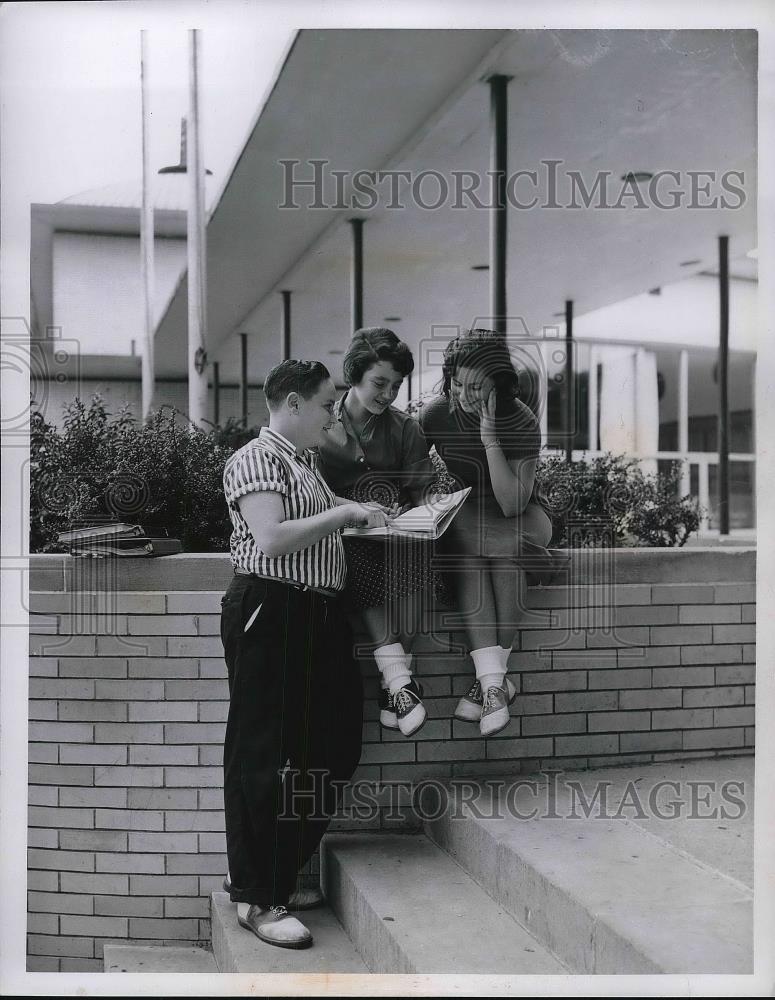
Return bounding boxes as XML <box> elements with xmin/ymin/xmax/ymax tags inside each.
<box><xmin>446</xmin><ymin>562</ymin><xmax>500</xmax><ymax>653</ymax></box>
<box><xmin>518</xmin><ymin>502</ymin><xmax>553</xmax><ymax>550</ymax></box>
<box><xmin>489</xmin><ymin>503</ymin><xmax>553</xmax><ymax>650</ymax></box>
<box><xmin>491</xmin><ymin>561</ymin><xmax>524</xmax><ymax>651</ymax></box>
<box><xmin>358</xmin><ymin>588</ymin><xmax>423</xmax><ymax>652</ymax></box>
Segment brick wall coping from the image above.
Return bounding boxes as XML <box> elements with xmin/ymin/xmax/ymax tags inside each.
<box><xmin>30</xmin><ymin>548</ymin><xmax>755</xmax><ymax>592</ymax></box>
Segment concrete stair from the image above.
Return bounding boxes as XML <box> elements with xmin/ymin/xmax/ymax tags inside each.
<box><xmin>422</xmin><ymin>765</ymin><xmax>753</xmax><ymax>974</ymax></box>
<box><xmin>104</xmin><ymin>944</ymin><xmax>217</xmax><ymax>973</ymax></box>
<box><xmin>321</xmin><ymin>832</ymin><xmax>568</xmax><ymax>973</ymax></box>
<box><xmin>209</xmin><ymin>891</ymin><xmax>368</xmax><ymax>973</ymax></box>
<box><xmin>106</xmin><ymin>758</ymin><xmax>753</xmax><ymax>976</ymax></box>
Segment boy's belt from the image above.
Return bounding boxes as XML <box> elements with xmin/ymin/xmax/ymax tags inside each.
<box><xmin>233</xmin><ymin>567</ymin><xmax>340</xmax><ymax>599</ymax></box>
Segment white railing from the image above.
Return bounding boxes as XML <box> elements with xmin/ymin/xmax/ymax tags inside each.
<box><xmin>532</xmin><ymin>334</ymin><xmax>755</xmax><ymax>537</ymax></box>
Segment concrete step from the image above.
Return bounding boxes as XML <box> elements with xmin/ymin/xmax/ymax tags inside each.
<box><xmin>321</xmin><ymin>832</ymin><xmax>568</xmax><ymax>974</ymax></box>
<box><xmin>210</xmin><ymin>891</ymin><xmax>368</xmax><ymax>973</ymax></box>
<box><xmin>422</xmin><ymin>769</ymin><xmax>753</xmax><ymax>974</ymax></box>
<box><xmin>103</xmin><ymin>944</ymin><xmax>217</xmax><ymax>973</ymax></box>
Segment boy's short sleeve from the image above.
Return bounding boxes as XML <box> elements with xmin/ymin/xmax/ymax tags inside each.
<box><xmin>223</xmin><ymin>445</ymin><xmax>289</xmax><ymax>507</ymax></box>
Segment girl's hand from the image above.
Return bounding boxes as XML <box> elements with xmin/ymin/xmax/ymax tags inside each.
<box><xmin>479</xmin><ymin>389</ymin><xmax>498</xmax><ymax>446</ymax></box>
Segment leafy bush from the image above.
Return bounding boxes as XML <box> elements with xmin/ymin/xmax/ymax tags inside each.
<box><xmin>31</xmin><ymin>396</ymin><xmax>253</xmax><ymax>553</ymax></box>
<box><xmin>534</xmin><ymin>452</ymin><xmax>701</xmax><ymax>547</ymax></box>
<box><xmin>428</xmin><ymin>446</ymin><xmax>457</xmax><ymax>496</ymax></box>
<box><xmin>30</xmin><ymin>395</ymin><xmax>701</xmax><ymax>553</ymax></box>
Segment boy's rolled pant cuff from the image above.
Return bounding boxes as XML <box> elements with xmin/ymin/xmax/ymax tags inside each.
<box><xmin>228</xmin><ymin>882</ymin><xmax>293</xmax><ymax>907</ymax></box>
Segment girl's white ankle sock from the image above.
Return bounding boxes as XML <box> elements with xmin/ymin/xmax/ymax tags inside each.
<box><xmin>374</xmin><ymin>643</ymin><xmax>411</xmax><ymax>694</ymax></box>
<box><xmin>471</xmin><ymin>645</ymin><xmax>506</xmax><ymax>694</ymax></box>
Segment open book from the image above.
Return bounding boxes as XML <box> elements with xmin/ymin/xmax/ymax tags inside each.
<box><xmin>343</xmin><ymin>487</ymin><xmax>471</xmax><ymax>540</ymax></box>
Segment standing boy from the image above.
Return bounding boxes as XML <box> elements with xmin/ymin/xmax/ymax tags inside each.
<box><xmin>220</xmin><ymin>359</ymin><xmax>387</xmax><ymax>949</ymax></box>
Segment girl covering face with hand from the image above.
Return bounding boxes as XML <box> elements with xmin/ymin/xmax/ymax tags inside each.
<box><xmin>420</xmin><ymin>328</ymin><xmax>567</xmax><ymax>737</ymax></box>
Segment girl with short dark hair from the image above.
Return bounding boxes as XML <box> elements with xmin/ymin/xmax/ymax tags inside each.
<box><xmin>317</xmin><ymin>328</ymin><xmax>435</xmax><ymax>737</ymax></box>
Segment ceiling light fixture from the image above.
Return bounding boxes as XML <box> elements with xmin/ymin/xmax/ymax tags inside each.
<box><xmin>471</xmin><ymin>264</ymin><xmax>489</xmax><ymax>271</ymax></box>
<box><xmin>384</xmin><ymin>317</ymin><xmax>402</xmax><ymax>323</ymax></box>
<box><xmin>621</xmin><ymin>171</ymin><xmax>654</xmax><ymax>183</ymax></box>
<box><xmin>679</xmin><ymin>259</ymin><xmax>701</xmax><ymax>267</ymax></box>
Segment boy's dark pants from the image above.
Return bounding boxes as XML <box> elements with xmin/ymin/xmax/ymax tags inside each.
<box><xmin>220</xmin><ymin>574</ymin><xmax>363</xmax><ymax>906</ymax></box>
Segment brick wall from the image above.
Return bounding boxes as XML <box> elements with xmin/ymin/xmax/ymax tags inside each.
<box><xmin>27</xmin><ymin>549</ymin><xmax>755</xmax><ymax>970</ymax></box>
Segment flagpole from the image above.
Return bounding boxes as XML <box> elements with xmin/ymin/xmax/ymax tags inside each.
<box><xmin>187</xmin><ymin>28</ymin><xmax>209</xmax><ymax>426</ymax></box>
<box><xmin>140</xmin><ymin>29</ymin><xmax>156</xmax><ymax>419</ymax></box>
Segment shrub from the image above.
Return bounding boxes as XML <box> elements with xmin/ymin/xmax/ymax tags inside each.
<box><xmin>30</xmin><ymin>396</ymin><xmax>701</xmax><ymax>553</ymax></box>
<box><xmin>534</xmin><ymin>451</ymin><xmax>702</xmax><ymax>547</ymax></box>
<box><xmin>30</xmin><ymin>396</ymin><xmax>258</xmax><ymax>553</ymax></box>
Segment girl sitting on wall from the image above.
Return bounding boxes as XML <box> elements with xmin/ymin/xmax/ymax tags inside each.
<box><xmin>420</xmin><ymin>328</ymin><xmax>564</xmax><ymax>736</ymax></box>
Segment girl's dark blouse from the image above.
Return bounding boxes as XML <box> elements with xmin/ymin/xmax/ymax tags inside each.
<box><xmin>419</xmin><ymin>393</ymin><xmax>541</xmax><ymax>502</ymax></box>
<box><xmin>316</xmin><ymin>391</ymin><xmax>435</xmax><ymax>506</ymax></box>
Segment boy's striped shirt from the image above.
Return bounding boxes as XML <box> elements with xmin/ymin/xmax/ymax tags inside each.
<box><xmin>224</xmin><ymin>427</ymin><xmax>346</xmax><ymax>590</ymax></box>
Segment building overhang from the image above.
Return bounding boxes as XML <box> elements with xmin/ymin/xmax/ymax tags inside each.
<box><xmin>48</xmin><ymin>29</ymin><xmax>760</xmax><ymax>380</ymax></box>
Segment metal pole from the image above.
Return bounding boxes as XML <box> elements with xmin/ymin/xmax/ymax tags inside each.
<box><xmin>633</xmin><ymin>348</ymin><xmax>642</xmax><ymax>460</ymax></box>
<box><xmin>140</xmin><ymin>30</ymin><xmax>155</xmax><ymax>419</ymax></box>
<box><xmin>718</xmin><ymin>235</ymin><xmax>730</xmax><ymax>534</ymax></box>
<box><xmin>349</xmin><ymin>219</ymin><xmax>364</xmax><ymax>332</ymax></box>
<box><xmin>538</xmin><ymin>339</ymin><xmax>549</xmax><ymax>448</ymax></box>
<box><xmin>281</xmin><ymin>290</ymin><xmax>292</xmax><ymax>360</ymax></box>
<box><xmin>565</xmin><ymin>299</ymin><xmax>574</xmax><ymax>463</ymax></box>
<box><xmin>187</xmin><ymin>28</ymin><xmax>208</xmax><ymax>426</ymax></box>
<box><xmin>678</xmin><ymin>349</ymin><xmax>690</xmax><ymax>497</ymax></box>
<box><xmin>240</xmin><ymin>333</ymin><xmax>248</xmax><ymax>427</ymax></box>
<box><xmin>488</xmin><ymin>75</ymin><xmax>511</xmax><ymax>336</ymax></box>
<box><xmin>213</xmin><ymin>361</ymin><xmax>220</xmax><ymax>425</ymax></box>
<box><xmin>587</xmin><ymin>346</ymin><xmax>598</xmax><ymax>452</ymax></box>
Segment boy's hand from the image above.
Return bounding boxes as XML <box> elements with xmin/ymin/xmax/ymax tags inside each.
<box><xmin>341</xmin><ymin>503</ymin><xmax>390</xmax><ymax>529</ymax></box>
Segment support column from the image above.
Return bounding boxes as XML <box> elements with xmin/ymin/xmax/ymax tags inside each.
<box><xmin>587</xmin><ymin>345</ymin><xmax>598</xmax><ymax>452</ymax></box>
<box><xmin>678</xmin><ymin>349</ymin><xmax>690</xmax><ymax>497</ymax></box>
<box><xmin>281</xmin><ymin>290</ymin><xmax>292</xmax><ymax>360</ymax></box>
<box><xmin>488</xmin><ymin>74</ymin><xmax>511</xmax><ymax>336</ymax></box>
<box><xmin>186</xmin><ymin>28</ymin><xmax>209</xmax><ymax>426</ymax></box>
<box><xmin>564</xmin><ymin>299</ymin><xmax>574</xmax><ymax>463</ymax></box>
<box><xmin>239</xmin><ymin>333</ymin><xmax>248</xmax><ymax>427</ymax></box>
<box><xmin>139</xmin><ymin>30</ymin><xmax>156</xmax><ymax>420</ymax></box>
<box><xmin>213</xmin><ymin>362</ymin><xmax>220</xmax><ymax>426</ymax></box>
<box><xmin>538</xmin><ymin>340</ymin><xmax>549</xmax><ymax>448</ymax></box>
<box><xmin>349</xmin><ymin>219</ymin><xmax>364</xmax><ymax>333</ymax></box>
<box><xmin>718</xmin><ymin>235</ymin><xmax>730</xmax><ymax>535</ymax></box>
<box><xmin>635</xmin><ymin>347</ymin><xmax>658</xmax><ymax>477</ymax></box>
